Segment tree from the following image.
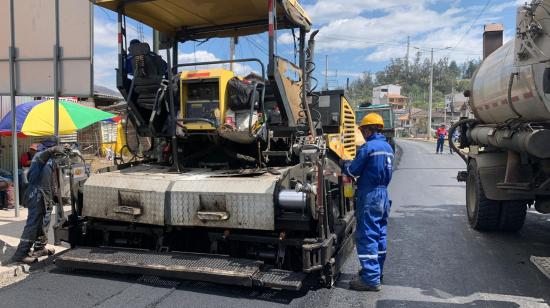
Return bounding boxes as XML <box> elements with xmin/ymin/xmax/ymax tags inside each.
<box><xmin>345</xmin><ymin>54</ymin><xmax>481</xmax><ymax>110</ymax></box>
<box><xmin>455</xmin><ymin>79</ymin><xmax>471</xmax><ymax>93</ymax></box>
<box><xmin>461</xmin><ymin>59</ymin><xmax>481</xmax><ymax>79</ymax></box>
<box><xmin>347</xmin><ymin>72</ymin><xmax>375</xmax><ymax>108</ymax></box>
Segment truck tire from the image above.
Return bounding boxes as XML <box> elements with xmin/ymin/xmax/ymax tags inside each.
<box><xmin>498</xmin><ymin>201</ymin><xmax>527</xmax><ymax>232</ymax></box>
<box><xmin>466</xmin><ymin>160</ymin><xmax>501</xmax><ymax>231</ymax></box>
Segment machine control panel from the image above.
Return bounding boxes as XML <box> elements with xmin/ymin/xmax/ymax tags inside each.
<box><xmin>185</xmin><ymin>82</ymin><xmax>220</xmax><ymax>121</ymax></box>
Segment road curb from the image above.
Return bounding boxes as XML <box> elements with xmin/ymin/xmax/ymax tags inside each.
<box><xmin>0</xmin><ymin>247</ymin><xmax>67</xmax><ymax>289</ymax></box>
<box><xmin>394</xmin><ymin>142</ymin><xmax>403</xmax><ymax>169</ymax></box>
<box><xmin>0</xmin><ymin>264</ymin><xmax>29</xmax><ymax>287</ymax></box>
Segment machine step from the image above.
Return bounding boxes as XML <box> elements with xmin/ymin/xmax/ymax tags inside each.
<box><xmin>254</xmin><ymin>269</ymin><xmax>306</xmax><ymax>290</ymax></box>
<box><xmin>56</xmin><ymin>247</ymin><xmax>306</xmax><ymax>290</ymax></box>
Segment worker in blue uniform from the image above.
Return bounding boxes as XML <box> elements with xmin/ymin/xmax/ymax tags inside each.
<box><xmin>11</xmin><ymin>143</ymin><xmax>65</xmax><ymax>264</ymax></box>
<box><xmin>342</xmin><ymin>112</ymin><xmax>393</xmax><ymax>291</ymax></box>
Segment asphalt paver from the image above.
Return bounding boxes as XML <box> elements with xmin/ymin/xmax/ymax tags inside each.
<box><xmin>1</xmin><ymin>140</ymin><xmax>549</xmax><ymax>307</ymax></box>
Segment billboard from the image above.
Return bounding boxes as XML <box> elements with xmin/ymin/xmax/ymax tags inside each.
<box><xmin>0</xmin><ymin>0</ymin><xmax>93</xmax><ymax>97</ymax></box>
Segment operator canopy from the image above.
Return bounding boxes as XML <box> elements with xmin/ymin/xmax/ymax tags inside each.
<box><xmin>93</xmin><ymin>0</ymin><xmax>312</xmax><ymax>39</ymax></box>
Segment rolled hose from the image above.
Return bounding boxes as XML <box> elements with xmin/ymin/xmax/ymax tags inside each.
<box><xmin>448</xmin><ymin>118</ymin><xmax>478</xmax><ymax>163</ymax></box>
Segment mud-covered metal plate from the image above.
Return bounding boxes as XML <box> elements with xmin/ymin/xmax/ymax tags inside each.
<box><xmin>56</xmin><ymin>247</ymin><xmax>262</xmax><ymax>286</ymax></box>
<box><xmin>531</xmin><ymin>256</ymin><xmax>550</xmax><ymax>280</ymax></box>
<box><xmin>56</xmin><ymin>247</ymin><xmax>307</xmax><ymax>290</ymax></box>
<box><xmin>254</xmin><ymin>269</ymin><xmax>306</xmax><ymax>290</ymax></box>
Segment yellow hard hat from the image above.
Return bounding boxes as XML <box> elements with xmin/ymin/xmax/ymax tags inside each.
<box><xmin>359</xmin><ymin>112</ymin><xmax>384</xmax><ymax>128</ymax></box>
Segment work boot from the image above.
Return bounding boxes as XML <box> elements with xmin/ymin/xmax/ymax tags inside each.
<box><xmin>350</xmin><ymin>276</ymin><xmax>381</xmax><ymax>292</ymax></box>
<box><xmin>357</xmin><ymin>269</ymin><xmax>383</xmax><ymax>283</ymax></box>
<box><xmin>11</xmin><ymin>254</ymin><xmax>38</xmax><ymax>264</ymax></box>
<box><xmin>32</xmin><ymin>247</ymin><xmax>55</xmax><ymax>258</ymax></box>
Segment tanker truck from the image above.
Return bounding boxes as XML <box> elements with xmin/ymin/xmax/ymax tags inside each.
<box><xmin>451</xmin><ymin>1</ymin><xmax>550</xmax><ymax>235</ymax></box>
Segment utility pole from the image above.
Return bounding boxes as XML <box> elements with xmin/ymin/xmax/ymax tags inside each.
<box><xmin>324</xmin><ymin>55</ymin><xmax>328</xmax><ymax>91</ymax></box>
<box><xmin>408</xmin><ymin>95</ymin><xmax>413</xmax><ymax>135</ymax></box>
<box><xmin>153</xmin><ymin>30</ymin><xmax>160</xmax><ymax>54</ymax></box>
<box><xmin>229</xmin><ymin>37</ymin><xmax>237</xmax><ymax>71</ymax></box>
<box><xmin>428</xmin><ymin>48</ymin><xmax>434</xmax><ymax>140</ymax></box>
<box><xmin>444</xmin><ymin>95</ymin><xmax>447</xmax><ymax>126</ymax></box>
<box><xmin>405</xmin><ymin>36</ymin><xmax>411</xmax><ymax>136</ymax></box>
<box><xmin>450</xmin><ymin>80</ymin><xmax>455</xmax><ymax>124</ymax></box>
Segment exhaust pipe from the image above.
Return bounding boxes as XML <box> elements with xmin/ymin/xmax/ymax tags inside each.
<box><xmin>306</xmin><ymin>30</ymin><xmax>319</xmax><ymax>92</ymax></box>
<box><xmin>483</xmin><ymin>23</ymin><xmax>503</xmax><ymax>60</ymax></box>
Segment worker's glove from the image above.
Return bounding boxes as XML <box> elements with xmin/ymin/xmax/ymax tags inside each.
<box><xmin>338</xmin><ymin>159</ymin><xmax>347</xmax><ymax>169</ymax></box>
<box><xmin>47</xmin><ymin>144</ymin><xmax>68</xmax><ymax>154</ymax></box>
<box><xmin>36</xmin><ymin>145</ymin><xmax>67</xmax><ymax>163</ymax></box>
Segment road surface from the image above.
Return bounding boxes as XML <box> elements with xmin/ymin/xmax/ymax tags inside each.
<box><xmin>0</xmin><ymin>140</ymin><xmax>549</xmax><ymax>307</ymax></box>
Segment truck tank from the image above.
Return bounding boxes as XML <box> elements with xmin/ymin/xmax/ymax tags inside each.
<box><xmin>452</xmin><ymin>1</ymin><xmax>550</xmax><ymax>238</ymax></box>
<box><xmin>470</xmin><ymin>42</ymin><xmax>550</xmax><ymax>124</ymax></box>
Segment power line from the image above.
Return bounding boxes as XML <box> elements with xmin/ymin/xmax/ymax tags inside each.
<box><xmin>245</xmin><ymin>37</ymin><xmax>268</xmax><ymax>56</ymax></box>
<box><xmin>449</xmin><ymin>0</ymin><xmax>493</xmax><ymax>50</ymax></box>
<box><xmin>98</xmin><ymin>7</ymin><xmax>140</xmax><ymax>36</ymax></box>
<box><xmin>320</xmin><ymin>35</ymin><xmax>481</xmax><ymax>56</ymax></box>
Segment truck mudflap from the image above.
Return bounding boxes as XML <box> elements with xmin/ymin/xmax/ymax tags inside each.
<box><xmin>55</xmin><ymin>247</ymin><xmax>306</xmax><ymax>290</ymax></box>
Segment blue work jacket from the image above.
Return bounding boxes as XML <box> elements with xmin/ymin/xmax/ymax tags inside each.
<box><xmin>343</xmin><ymin>133</ymin><xmax>394</xmax><ymax>193</ymax></box>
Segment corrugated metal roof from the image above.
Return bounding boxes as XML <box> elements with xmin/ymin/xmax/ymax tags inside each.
<box><xmin>93</xmin><ymin>0</ymin><xmax>312</xmax><ymax>38</ymax></box>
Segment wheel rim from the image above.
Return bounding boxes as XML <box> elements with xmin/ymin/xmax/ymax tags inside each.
<box><xmin>466</xmin><ymin>173</ymin><xmax>477</xmax><ymax>222</ymax></box>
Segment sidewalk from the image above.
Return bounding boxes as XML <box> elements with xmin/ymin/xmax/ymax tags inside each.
<box><xmin>0</xmin><ymin>206</ymin><xmax>69</xmax><ymax>287</ymax></box>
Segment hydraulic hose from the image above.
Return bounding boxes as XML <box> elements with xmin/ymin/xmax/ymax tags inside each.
<box><xmin>448</xmin><ymin>118</ymin><xmax>478</xmax><ymax>163</ymax></box>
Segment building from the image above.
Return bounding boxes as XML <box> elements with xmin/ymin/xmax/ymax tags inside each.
<box><xmin>373</xmin><ymin>84</ymin><xmax>402</xmax><ymax>104</ymax></box>
<box><xmin>372</xmin><ymin>84</ymin><xmax>406</xmax><ymax>105</ymax></box>
<box><xmin>77</xmin><ymin>86</ymin><xmax>125</xmax><ymax>157</ymax></box>
<box><xmin>444</xmin><ymin>92</ymin><xmax>471</xmax><ymax>118</ymax></box>
<box><xmin>372</xmin><ymin>84</ymin><xmax>407</xmax><ymax>110</ymax></box>
<box><xmin>398</xmin><ymin>109</ymin><xmax>446</xmax><ymax>137</ymax></box>
<box><xmin>387</xmin><ymin>93</ymin><xmax>407</xmax><ymax>110</ymax></box>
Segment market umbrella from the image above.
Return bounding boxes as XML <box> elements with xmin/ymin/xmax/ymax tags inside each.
<box><xmin>0</xmin><ymin>99</ymin><xmax>116</xmax><ymax>136</ymax></box>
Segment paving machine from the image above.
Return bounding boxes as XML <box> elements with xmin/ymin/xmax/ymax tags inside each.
<box><xmin>54</xmin><ymin>0</ymin><xmax>358</xmax><ymax>290</ymax></box>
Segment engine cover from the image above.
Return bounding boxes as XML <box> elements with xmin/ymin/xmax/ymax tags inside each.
<box><xmin>82</xmin><ymin>165</ymin><xmax>288</xmax><ymax>231</ymax></box>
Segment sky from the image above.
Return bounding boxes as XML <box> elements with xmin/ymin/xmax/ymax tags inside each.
<box><xmin>93</xmin><ymin>0</ymin><xmax>524</xmax><ymax>91</ymax></box>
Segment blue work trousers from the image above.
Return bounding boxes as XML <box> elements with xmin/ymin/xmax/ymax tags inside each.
<box><xmin>356</xmin><ymin>186</ymin><xmax>391</xmax><ymax>286</ymax></box>
<box><xmin>13</xmin><ymin>187</ymin><xmax>52</xmax><ymax>258</ymax></box>
<box><xmin>436</xmin><ymin>137</ymin><xmax>445</xmax><ymax>153</ymax></box>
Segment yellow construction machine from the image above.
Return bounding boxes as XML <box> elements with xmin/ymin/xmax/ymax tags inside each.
<box><xmin>55</xmin><ymin>0</ymin><xmax>358</xmax><ymax>290</ymax></box>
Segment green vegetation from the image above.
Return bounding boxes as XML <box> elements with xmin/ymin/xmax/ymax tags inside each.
<box><xmin>346</xmin><ymin>52</ymin><xmax>481</xmax><ymax>109</ymax></box>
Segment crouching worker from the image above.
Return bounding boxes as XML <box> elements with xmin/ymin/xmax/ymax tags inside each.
<box><xmin>0</xmin><ymin>177</ymin><xmax>14</xmax><ymax>210</ymax></box>
<box><xmin>341</xmin><ymin>113</ymin><xmax>394</xmax><ymax>291</ymax></box>
<box><xmin>11</xmin><ymin>144</ymin><xmax>65</xmax><ymax>264</ymax></box>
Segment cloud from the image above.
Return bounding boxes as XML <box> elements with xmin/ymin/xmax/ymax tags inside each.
<box><xmin>93</xmin><ymin>18</ymin><xmax>152</xmax><ymax>49</ymax></box>
<box><xmin>304</xmin><ymin>0</ymin><xmax>433</xmax><ymax>25</ymax></box>
<box><xmin>488</xmin><ymin>0</ymin><xmax>525</xmax><ymax>14</ymax></box>
<box><xmin>329</xmin><ymin>70</ymin><xmax>364</xmax><ymax>78</ymax></box>
<box><xmin>312</xmin><ymin>5</ymin><xmax>465</xmax><ymax>51</ymax></box>
<box><xmin>278</xmin><ymin>33</ymin><xmax>296</xmax><ymax>45</ymax></box>
<box><xmin>94</xmin><ymin>22</ymin><xmax>118</xmax><ymax>48</ymax></box>
<box><xmin>292</xmin><ymin>0</ymin><xmax>519</xmax><ymax>64</ymax></box>
<box><xmin>178</xmin><ymin>50</ymin><xmax>255</xmax><ymax>76</ymax></box>
<box><xmin>93</xmin><ymin>15</ymin><xmax>155</xmax><ymax>89</ymax></box>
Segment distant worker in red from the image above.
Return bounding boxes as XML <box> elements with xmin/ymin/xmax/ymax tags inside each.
<box><xmin>20</xmin><ymin>144</ymin><xmax>40</xmax><ymax>168</ymax></box>
<box><xmin>435</xmin><ymin>124</ymin><xmax>447</xmax><ymax>154</ymax></box>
